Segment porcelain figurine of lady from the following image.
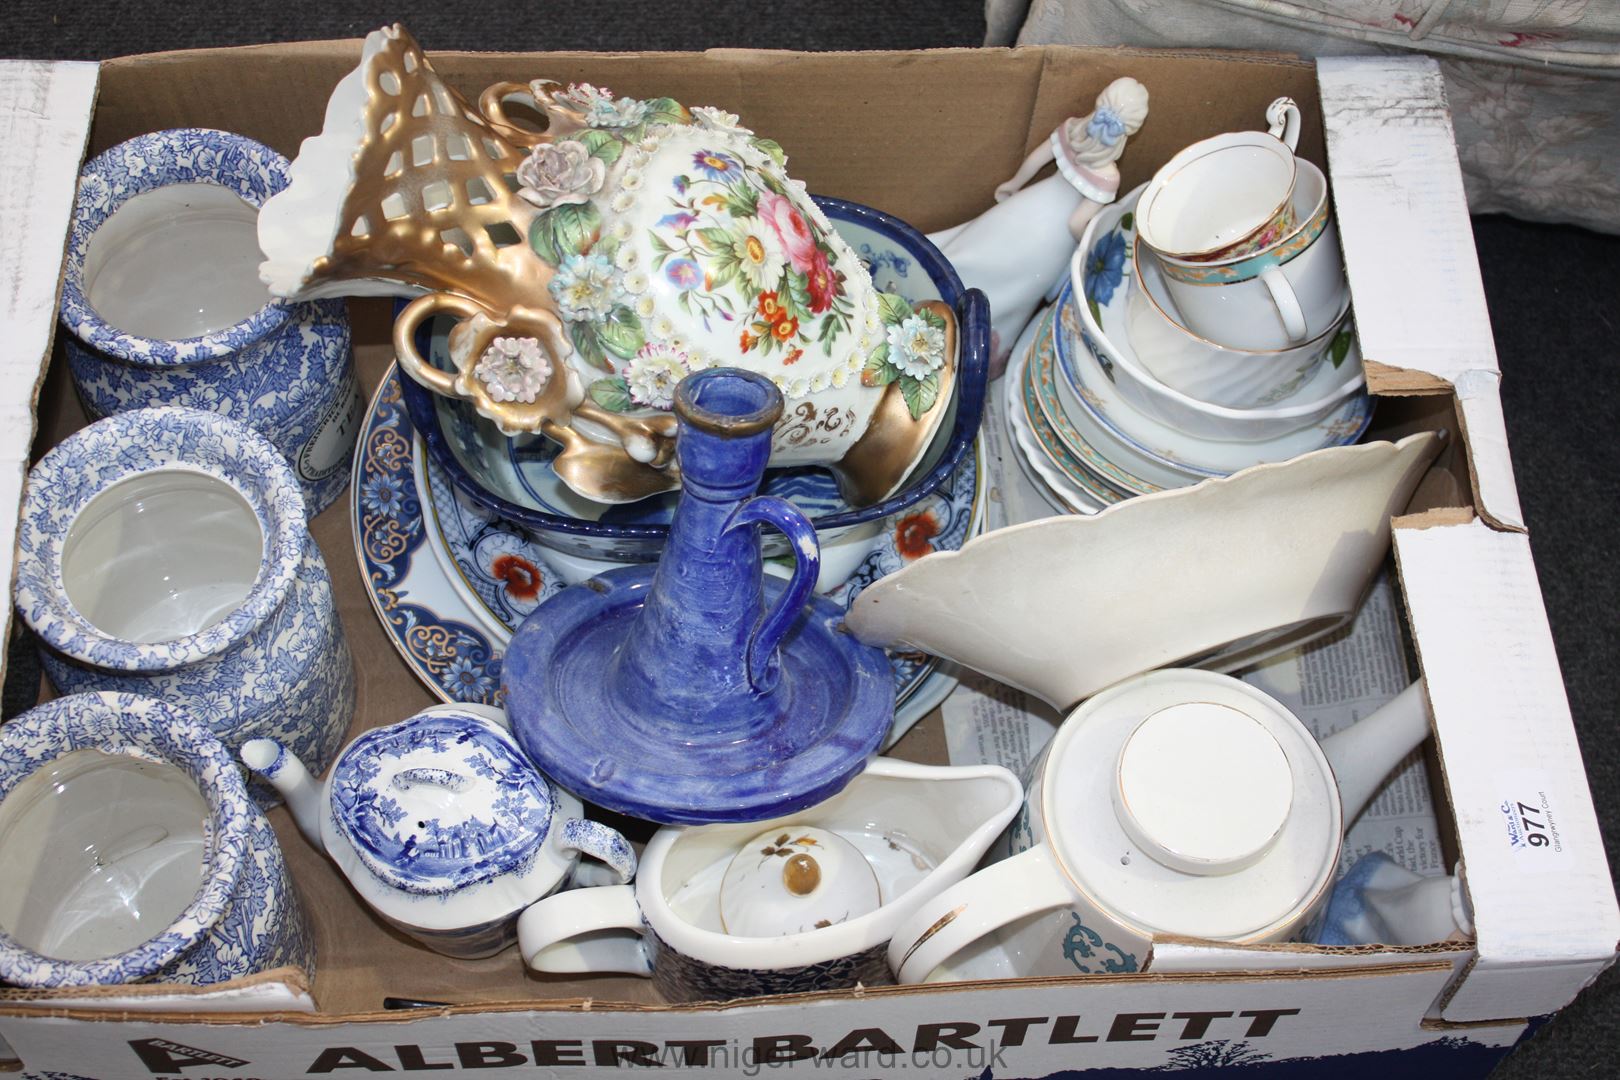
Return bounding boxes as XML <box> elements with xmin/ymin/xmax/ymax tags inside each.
<box><xmin>930</xmin><ymin>77</ymin><xmax>1149</xmax><ymax>371</ymax></box>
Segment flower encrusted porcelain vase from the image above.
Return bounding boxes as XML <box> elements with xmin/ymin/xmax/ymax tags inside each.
<box><xmin>257</xmin><ymin>24</ymin><xmax>958</xmax><ymax>508</ymax></box>
<box><xmin>0</xmin><ymin>693</ymin><xmax>313</xmax><ymax>989</ymax></box>
<box><xmin>60</xmin><ymin>128</ymin><xmax>361</xmax><ymax>517</ymax></box>
<box><xmin>13</xmin><ymin>407</ymin><xmax>356</xmax><ymax>810</ymax></box>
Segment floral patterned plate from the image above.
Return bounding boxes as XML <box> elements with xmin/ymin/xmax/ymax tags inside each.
<box><xmin>354</xmin><ymin>365</ymin><xmax>985</xmax><ymax>719</ymax></box>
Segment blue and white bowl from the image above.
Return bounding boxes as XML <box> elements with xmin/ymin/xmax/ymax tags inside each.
<box><xmin>13</xmin><ymin>407</ymin><xmax>356</xmax><ymax>808</ymax></box>
<box><xmin>59</xmin><ymin>128</ymin><xmax>361</xmax><ymax>516</ymax></box>
<box><xmin>401</xmin><ymin>196</ymin><xmax>990</xmax><ymax>562</ymax></box>
<box><xmin>0</xmin><ymin>692</ymin><xmax>313</xmax><ymax>989</ymax></box>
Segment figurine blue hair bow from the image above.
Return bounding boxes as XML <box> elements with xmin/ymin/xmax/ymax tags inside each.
<box><xmin>1086</xmin><ymin>106</ymin><xmax>1127</xmax><ymax>146</ymax></box>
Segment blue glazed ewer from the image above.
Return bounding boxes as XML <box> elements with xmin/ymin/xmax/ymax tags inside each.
<box><xmin>503</xmin><ymin>369</ymin><xmax>894</xmax><ymax>824</ymax></box>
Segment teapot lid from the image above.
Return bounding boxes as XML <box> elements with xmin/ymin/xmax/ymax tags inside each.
<box><xmin>329</xmin><ymin>711</ymin><xmax>553</xmax><ymax>895</ymax></box>
<box><xmin>1045</xmin><ymin>669</ymin><xmax>1342</xmax><ymax>942</ymax></box>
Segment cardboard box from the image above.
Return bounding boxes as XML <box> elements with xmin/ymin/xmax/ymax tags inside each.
<box><xmin>0</xmin><ymin>40</ymin><xmax>1614</xmax><ymax>1078</ymax></box>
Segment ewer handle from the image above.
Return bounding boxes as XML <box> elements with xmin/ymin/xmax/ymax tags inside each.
<box><xmin>723</xmin><ymin>495</ymin><xmax>821</xmax><ymax>694</ymax></box>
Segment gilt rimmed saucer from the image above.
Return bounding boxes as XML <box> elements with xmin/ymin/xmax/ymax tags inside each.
<box><xmin>1004</xmin><ymin>309</ymin><xmax>1112</xmax><ymax>515</ymax></box>
<box><xmin>1026</xmin><ymin>324</ymin><xmax>1166</xmax><ymax>496</ymax></box>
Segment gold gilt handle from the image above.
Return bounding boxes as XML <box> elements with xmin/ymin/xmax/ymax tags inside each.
<box><xmin>575</xmin><ymin>401</ymin><xmax>679</xmax><ymax>471</ymax></box>
<box><xmin>393</xmin><ymin>292</ymin><xmax>481</xmax><ymax>397</ymax></box>
<box><xmin>392</xmin><ymin>291</ymin><xmax>479</xmax><ymax>396</ymax></box>
<box><xmin>478</xmin><ymin>79</ymin><xmax>582</xmax><ymax>148</ymax></box>
<box><xmin>394</xmin><ymin>291</ymin><xmax>575</xmax><ymax>434</ymax></box>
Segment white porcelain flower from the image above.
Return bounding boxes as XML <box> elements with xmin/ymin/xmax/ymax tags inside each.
<box><xmin>886</xmin><ymin>314</ymin><xmax>946</xmax><ymax>380</ymax></box>
<box><xmin>548</xmin><ymin>253</ymin><xmax>622</xmax><ymax>323</ymax></box>
<box><xmin>692</xmin><ymin>106</ymin><xmax>752</xmax><ymax>137</ymax></box>
<box><xmin>610</xmin><ymin>189</ymin><xmax>638</xmax><ymax>214</ymax></box>
<box><xmin>623</xmin><ymin>343</ymin><xmax>690</xmax><ymax>410</ymax></box>
<box><xmin>475</xmin><ymin>336</ymin><xmax>552</xmax><ymax>404</ymax></box>
<box><xmin>623</xmin><ymin>269</ymin><xmax>651</xmax><ymax>295</ymax></box>
<box><xmin>830</xmin><ymin>364</ymin><xmax>850</xmax><ymax>389</ymax></box>
<box><xmin>634</xmin><ymin>295</ymin><xmax>657</xmax><ymax>319</ymax></box>
<box><xmin>614</xmin><ymin>244</ymin><xmax>641</xmax><ymax>272</ymax></box>
<box><xmin>552</xmin><ymin>82</ymin><xmax>649</xmax><ymax>128</ymax></box>
<box><xmin>515</xmin><ymin>142</ymin><xmax>606</xmax><ymax>210</ymax></box>
<box><xmin>609</xmin><ymin>218</ymin><xmax>634</xmax><ymax>243</ymax></box>
<box><xmin>730</xmin><ymin>216</ymin><xmax>786</xmax><ymax>290</ymax></box>
<box><xmin>620</xmin><ymin>169</ymin><xmax>645</xmax><ymax>193</ymax></box>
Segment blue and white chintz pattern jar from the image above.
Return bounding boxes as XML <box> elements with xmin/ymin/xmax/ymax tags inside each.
<box><xmin>13</xmin><ymin>407</ymin><xmax>356</xmax><ymax>809</ymax></box>
<box><xmin>58</xmin><ymin>128</ymin><xmax>361</xmax><ymax>517</ymax></box>
<box><xmin>0</xmin><ymin>692</ymin><xmax>313</xmax><ymax>989</ymax></box>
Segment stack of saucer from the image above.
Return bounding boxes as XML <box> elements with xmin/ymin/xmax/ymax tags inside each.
<box><xmin>1006</xmin><ymin>178</ymin><xmax>1370</xmax><ymax>515</ymax></box>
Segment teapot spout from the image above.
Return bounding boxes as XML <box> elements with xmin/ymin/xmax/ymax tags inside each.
<box><xmin>1321</xmin><ymin>680</ymin><xmax>1432</xmax><ymax>826</ymax></box>
<box><xmin>241</xmin><ymin>739</ymin><xmax>325</xmax><ymax>851</ymax></box>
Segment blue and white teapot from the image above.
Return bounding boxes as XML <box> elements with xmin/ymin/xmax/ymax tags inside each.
<box><xmin>243</xmin><ymin>703</ymin><xmax>633</xmax><ymax>959</ymax></box>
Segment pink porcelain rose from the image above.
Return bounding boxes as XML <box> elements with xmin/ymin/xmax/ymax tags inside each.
<box><xmin>756</xmin><ymin>190</ymin><xmax>819</xmax><ymax>274</ymax></box>
<box><xmin>516</xmin><ymin>142</ymin><xmax>606</xmax><ymax>210</ymax></box>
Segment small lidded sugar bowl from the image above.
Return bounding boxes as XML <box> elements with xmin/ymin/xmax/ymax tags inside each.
<box><xmin>243</xmin><ymin>703</ymin><xmax>634</xmax><ymax>958</ymax></box>
<box><xmin>718</xmin><ymin>826</ymin><xmax>883</xmax><ymax>937</ymax></box>
<box><xmin>515</xmin><ymin>758</ymin><xmax>1025</xmax><ymax>1001</ymax></box>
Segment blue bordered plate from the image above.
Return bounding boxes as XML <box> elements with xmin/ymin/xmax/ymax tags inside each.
<box><xmin>354</xmin><ymin>365</ymin><xmax>986</xmax><ymax>718</ymax></box>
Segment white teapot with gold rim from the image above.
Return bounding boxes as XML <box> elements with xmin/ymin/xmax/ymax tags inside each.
<box><xmin>889</xmin><ymin>676</ymin><xmax>1438</xmax><ymax>982</ymax></box>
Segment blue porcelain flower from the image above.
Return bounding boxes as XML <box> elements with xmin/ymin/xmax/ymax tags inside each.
<box><xmin>553</xmin><ymin>83</ymin><xmax>649</xmax><ymax>128</ymax></box>
<box><xmin>361</xmin><ymin>472</ymin><xmax>407</xmax><ymax>518</ymax></box>
<box><xmin>1085</xmin><ymin>229</ymin><xmax>1127</xmax><ymax>308</ymax></box>
<box><xmin>549</xmin><ymin>253</ymin><xmax>622</xmax><ymax>323</ymax></box>
<box><xmin>444</xmin><ymin>655</ymin><xmax>497</xmax><ymax>697</ymax></box>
